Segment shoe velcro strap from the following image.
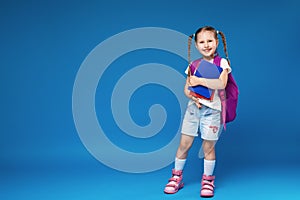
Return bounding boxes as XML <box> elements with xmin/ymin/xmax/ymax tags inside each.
<box><xmin>172</xmin><ymin>170</ymin><xmax>182</xmax><ymax>176</ymax></box>
<box><xmin>202</xmin><ymin>181</ymin><xmax>215</xmax><ymax>188</ymax></box>
<box><xmin>166</xmin><ymin>183</ymin><xmax>177</xmax><ymax>188</ymax></box>
<box><xmin>169</xmin><ymin>177</ymin><xmax>181</xmax><ymax>182</ymax></box>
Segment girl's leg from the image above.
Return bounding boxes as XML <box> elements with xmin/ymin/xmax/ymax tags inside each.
<box><xmin>202</xmin><ymin>140</ymin><xmax>216</xmax><ymax>161</ymax></box>
<box><xmin>164</xmin><ymin>134</ymin><xmax>194</xmax><ymax>194</ymax></box>
<box><xmin>202</xmin><ymin>140</ymin><xmax>216</xmax><ymax>176</ymax></box>
<box><xmin>174</xmin><ymin>134</ymin><xmax>195</xmax><ymax>171</ymax></box>
<box><xmin>201</xmin><ymin>140</ymin><xmax>216</xmax><ymax>197</ymax></box>
<box><xmin>198</xmin><ymin>106</ymin><xmax>222</xmax><ymax>197</ymax></box>
<box><xmin>176</xmin><ymin>134</ymin><xmax>195</xmax><ymax>159</ymax></box>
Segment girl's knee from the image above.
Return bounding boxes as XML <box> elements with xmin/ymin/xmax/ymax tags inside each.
<box><xmin>182</xmin><ymin>137</ymin><xmax>194</xmax><ymax>147</ymax></box>
<box><xmin>177</xmin><ymin>134</ymin><xmax>194</xmax><ymax>157</ymax></box>
<box><xmin>179</xmin><ymin>142</ymin><xmax>192</xmax><ymax>152</ymax></box>
<box><xmin>202</xmin><ymin>141</ymin><xmax>216</xmax><ymax>155</ymax></box>
<box><xmin>202</xmin><ymin>140</ymin><xmax>215</xmax><ymax>149</ymax></box>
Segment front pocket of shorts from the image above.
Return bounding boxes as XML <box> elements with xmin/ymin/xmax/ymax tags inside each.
<box><xmin>203</xmin><ymin>108</ymin><xmax>219</xmax><ymax>117</ymax></box>
<box><xmin>187</xmin><ymin>101</ymin><xmax>197</xmax><ymax>115</ymax></box>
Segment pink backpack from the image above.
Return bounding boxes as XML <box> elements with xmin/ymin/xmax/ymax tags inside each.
<box><xmin>189</xmin><ymin>55</ymin><xmax>239</xmax><ymax>129</ymax></box>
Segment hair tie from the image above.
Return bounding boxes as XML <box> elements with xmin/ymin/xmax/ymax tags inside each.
<box><xmin>216</xmin><ymin>30</ymin><xmax>219</xmax><ymax>34</ymax></box>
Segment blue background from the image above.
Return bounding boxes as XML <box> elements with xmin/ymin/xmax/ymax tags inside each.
<box><xmin>1</xmin><ymin>0</ymin><xmax>300</xmax><ymax>199</ymax></box>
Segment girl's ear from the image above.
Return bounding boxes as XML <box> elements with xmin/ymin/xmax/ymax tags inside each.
<box><xmin>194</xmin><ymin>43</ymin><xmax>198</xmax><ymax>49</ymax></box>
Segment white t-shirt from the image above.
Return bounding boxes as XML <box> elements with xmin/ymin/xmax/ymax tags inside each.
<box><xmin>185</xmin><ymin>58</ymin><xmax>232</xmax><ymax>111</ymax></box>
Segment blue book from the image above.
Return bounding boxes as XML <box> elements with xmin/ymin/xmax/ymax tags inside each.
<box><xmin>188</xmin><ymin>59</ymin><xmax>223</xmax><ymax>100</ymax></box>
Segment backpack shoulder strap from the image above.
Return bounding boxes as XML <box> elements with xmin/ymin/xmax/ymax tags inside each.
<box><xmin>189</xmin><ymin>56</ymin><xmax>221</xmax><ymax>76</ymax></box>
<box><xmin>214</xmin><ymin>55</ymin><xmax>227</xmax><ymax>129</ymax></box>
<box><xmin>188</xmin><ymin>58</ymin><xmax>202</xmax><ymax>76</ymax></box>
<box><xmin>213</xmin><ymin>55</ymin><xmax>222</xmax><ymax>66</ymax></box>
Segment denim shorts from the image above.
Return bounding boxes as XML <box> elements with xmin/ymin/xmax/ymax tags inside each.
<box><xmin>181</xmin><ymin>100</ymin><xmax>223</xmax><ymax>141</ymax></box>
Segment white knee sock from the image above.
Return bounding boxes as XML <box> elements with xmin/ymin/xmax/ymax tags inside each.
<box><xmin>204</xmin><ymin>159</ymin><xmax>215</xmax><ymax>176</ymax></box>
<box><xmin>175</xmin><ymin>157</ymin><xmax>186</xmax><ymax>171</ymax></box>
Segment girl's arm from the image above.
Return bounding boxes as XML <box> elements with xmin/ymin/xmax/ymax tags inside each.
<box><xmin>189</xmin><ymin>68</ymin><xmax>229</xmax><ymax>89</ymax></box>
<box><xmin>184</xmin><ymin>77</ymin><xmax>193</xmax><ymax>98</ymax></box>
<box><xmin>189</xmin><ymin>58</ymin><xmax>231</xmax><ymax>89</ymax></box>
<box><xmin>185</xmin><ymin>76</ymin><xmax>202</xmax><ymax>108</ymax></box>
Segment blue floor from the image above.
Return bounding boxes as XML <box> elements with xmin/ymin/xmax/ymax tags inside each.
<box><xmin>2</xmin><ymin>124</ymin><xmax>299</xmax><ymax>200</ymax></box>
<box><xmin>2</xmin><ymin>157</ymin><xmax>299</xmax><ymax>200</ymax></box>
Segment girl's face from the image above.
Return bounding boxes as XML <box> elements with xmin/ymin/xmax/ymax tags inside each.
<box><xmin>195</xmin><ymin>30</ymin><xmax>218</xmax><ymax>60</ymax></box>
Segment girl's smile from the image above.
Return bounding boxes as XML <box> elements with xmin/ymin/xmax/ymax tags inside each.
<box><xmin>195</xmin><ymin>30</ymin><xmax>218</xmax><ymax>59</ymax></box>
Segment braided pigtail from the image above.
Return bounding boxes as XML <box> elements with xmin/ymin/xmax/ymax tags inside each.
<box><xmin>217</xmin><ymin>30</ymin><xmax>231</xmax><ymax>66</ymax></box>
<box><xmin>187</xmin><ymin>34</ymin><xmax>194</xmax><ymax>76</ymax></box>
<box><xmin>188</xmin><ymin>34</ymin><xmax>194</xmax><ymax>64</ymax></box>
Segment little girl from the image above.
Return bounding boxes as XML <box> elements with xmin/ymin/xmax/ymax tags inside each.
<box><xmin>164</xmin><ymin>26</ymin><xmax>232</xmax><ymax>197</ymax></box>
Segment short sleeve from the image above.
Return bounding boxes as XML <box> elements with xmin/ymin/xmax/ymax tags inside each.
<box><xmin>220</xmin><ymin>58</ymin><xmax>232</xmax><ymax>74</ymax></box>
<box><xmin>184</xmin><ymin>66</ymin><xmax>189</xmax><ymax>75</ymax></box>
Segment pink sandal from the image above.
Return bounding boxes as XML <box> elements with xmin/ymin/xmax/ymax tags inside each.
<box><xmin>164</xmin><ymin>169</ymin><xmax>184</xmax><ymax>194</ymax></box>
<box><xmin>200</xmin><ymin>174</ymin><xmax>215</xmax><ymax>197</ymax></box>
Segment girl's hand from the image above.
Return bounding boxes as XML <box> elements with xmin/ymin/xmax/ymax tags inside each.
<box><xmin>191</xmin><ymin>96</ymin><xmax>202</xmax><ymax>108</ymax></box>
<box><xmin>189</xmin><ymin>76</ymin><xmax>202</xmax><ymax>87</ymax></box>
